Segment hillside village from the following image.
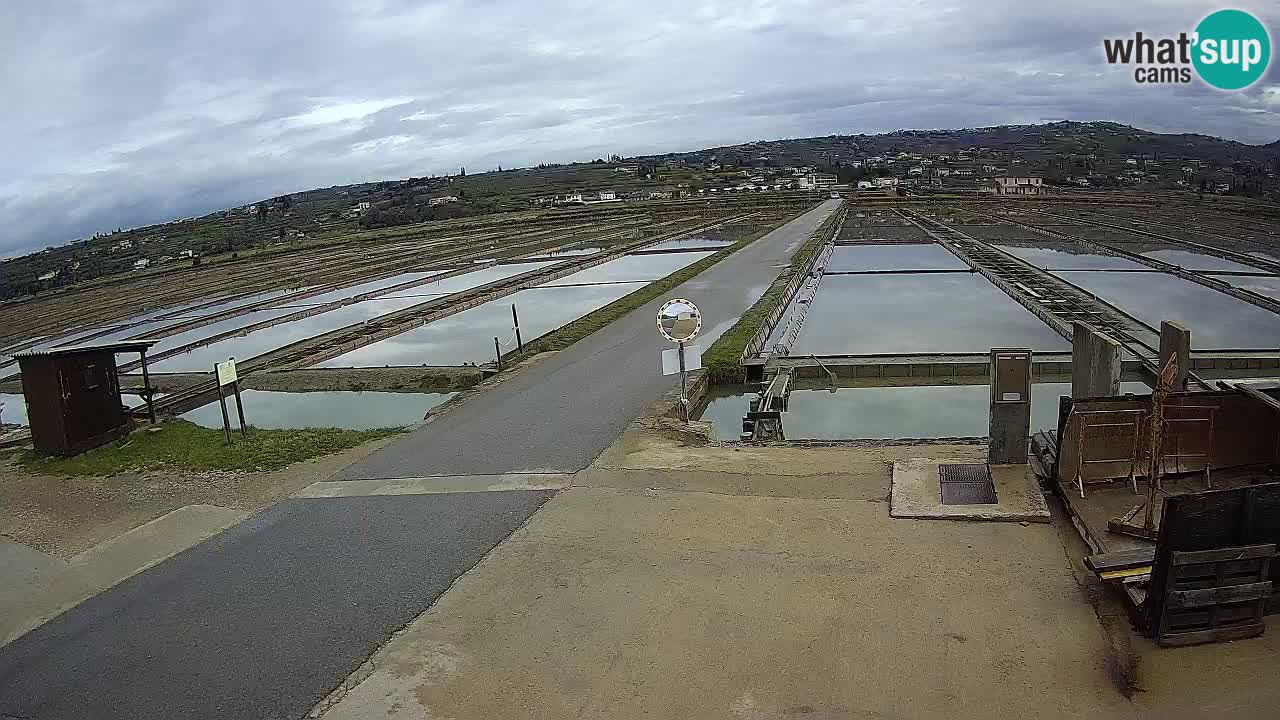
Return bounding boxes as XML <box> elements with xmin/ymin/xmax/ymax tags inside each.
<box><xmin>3</xmin><ymin>121</ymin><xmax>1277</xmax><ymax>302</ymax></box>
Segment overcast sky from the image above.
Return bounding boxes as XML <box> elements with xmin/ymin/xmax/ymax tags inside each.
<box><xmin>3</xmin><ymin>0</ymin><xmax>1278</xmax><ymax>258</ymax></box>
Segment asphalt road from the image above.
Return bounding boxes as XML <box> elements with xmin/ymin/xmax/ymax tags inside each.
<box><xmin>0</xmin><ymin>491</ymin><xmax>555</xmax><ymax>720</ymax></box>
<box><xmin>338</xmin><ymin>199</ymin><xmax>842</xmax><ymax>479</ymax></box>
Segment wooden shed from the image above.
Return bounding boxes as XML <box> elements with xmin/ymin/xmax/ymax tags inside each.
<box><xmin>15</xmin><ymin>340</ymin><xmax>157</xmax><ymax>456</ymax></box>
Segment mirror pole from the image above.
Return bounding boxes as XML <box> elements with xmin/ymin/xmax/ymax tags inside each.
<box><xmin>678</xmin><ymin>341</ymin><xmax>688</xmax><ymax>422</ymax></box>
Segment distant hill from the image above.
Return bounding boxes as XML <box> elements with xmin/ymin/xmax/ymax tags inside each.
<box><xmin>3</xmin><ymin>121</ymin><xmax>1278</xmax><ymax>302</ymax></box>
<box><xmin>635</xmin><ymin>121</ymin><xmax>1280</xmax><ymax>168</ymax></box>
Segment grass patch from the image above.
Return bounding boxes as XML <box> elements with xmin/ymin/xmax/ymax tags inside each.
<box><xmin>702</xmin><ymin>207</ymin><xmax>845</xmax><ymax>383</ymax></box>
<box><xmin>19</xmin><ymin>419</ymin><xmax>402</xmax><ymax>476</ymax></box>
<box><xmin>515</xmin><ymin>211</ymin><xmax>806</xmax><ymax>356</ymax></box>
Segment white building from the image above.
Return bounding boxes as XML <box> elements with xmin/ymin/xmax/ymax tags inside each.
<box><xmin>875</xmin><ymin>177</ymin><xmax>900</xmax><ymax>188</ymax></box>
<box><xmin>597</xmin><ymin>190</ymin><xmax>617</xmax><ymax>201</ymax></box>
<box><xmin>992</xmin><ymin>176</ymin><xmax>1045</xmax><ymax>195</ymax></box>
<box><xmin>133</xmin><ymin>258</ymin><xmax>151</xmax><ymax>270</ymax></box>
<box><xmin>428</xmin><ymin>196</ymin><xmax>459</xmax><ymax>206</ymax></box>
<box><xmin>856</xmin><ymin>180</ymin><xmax>875</xmax><ymax>190</ymax></box>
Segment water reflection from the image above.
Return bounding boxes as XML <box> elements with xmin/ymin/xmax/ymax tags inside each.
<box><xmin>792</xmin><ymin>274</ymin><xmax>1069</xmax><ymax>354</ymax></box>
<box><xmin>1207</xmin><ymin>274</ymin><xmax>1280</xmax><ymax>301</ymax></box>
<box><xmin>1054</xmin><ymin>271</ymin><xmax>1280</xmax><ymax>349</ymax></box>
<box><xmin>318</xmin><ymin>281</ymin><xmax>647</xmax><ymax>367</ymax></box>
<box><xmin>320</xmin><ymin>252</ymin><xmax>711</xmax><ymax>367</ymax></box>
<box><xmin>1140</xmin><ymin>249</ymin><xmax>1264</xmax><ymax>273</ymax></box>
<box><xmin>180</xmin><ymin>390</ymin><xmax>454</xmax><ymax>430</ymax></box>
<box><xmin>150</xmin><ymin>263</ymin><xmax>556</xmax><ymax>371</ymax></box>
<box><xmin>0</xmin><ymin>393</ymin><xmax>27</xmax><ymax>426</ymax></box>
<box><xmin>697</xmin><ymin>381</ymin><xmax>1148</xmax><ymax>440</ymax></box>
<box><xmin>826</xmin><ymin>244</ymin><xmax>968</xmax><ymax>272</ymax></box>
<box><xmin>644</xmin><ymin>238</ymin><xmax>732</xmax><ymax>251</ymax></box>
<box><xmin>990</xmin><ymin>243</ymin><xmax>1146</xmax><ymax>271</ymax></box>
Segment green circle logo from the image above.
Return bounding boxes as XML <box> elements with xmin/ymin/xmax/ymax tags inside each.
<box><xmin>1193</xmin><ymin>9</ymin><xmax>1271</xmax><ymax>90</ymax></box>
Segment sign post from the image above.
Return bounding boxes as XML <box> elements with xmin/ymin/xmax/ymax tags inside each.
<box><xmin>214</xmin><ymin>358</ymin><xmax>246</xmax><ymax>442</ymax></box>
<box><xmin>657</xmin><ymin>298</ymin><xmax>702</xmax><ymax>422</ymax></box>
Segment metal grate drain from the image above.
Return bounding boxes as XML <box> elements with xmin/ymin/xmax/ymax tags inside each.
<box><xmin>939</xmin><ymin>463</ymin><xmax>998</xmax><ymax>505</ymax></box>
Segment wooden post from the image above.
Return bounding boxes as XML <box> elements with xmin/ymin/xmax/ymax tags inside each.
<box><xmin>232</xmin><ymin>379</ymin><xmax>247</xmax><ymax>437</ymax></box>
<box><xmin>139</xmin><ymin>349</ymin><xmax>156</xmax><ymax>424</ymax></box>
<box><xmin>1159</xmin><ymin>321</ymin><xmax>1191</xmax><ymax>392</ymax></box>
<box><xmin>494</xmin><ymin>337</ymin><xmax>503</xmax><ymax>370</ymax></box>
<box><xmin>1071</xmin><ymin>322</ymin><xmax>1121</xmax><ymax>398</ymax></box>
<box><xmin>512</xmin><ymin>303</ymin><xmax>523</xmax><ymax>355</ymax></box>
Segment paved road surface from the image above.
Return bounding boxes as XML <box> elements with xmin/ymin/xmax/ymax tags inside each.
<box><xmin>0</xmin><ymin>492</ymin><xmax>554</xmax><ymax>720</ymax></box>
<box><xmin>338</xmin><ymin>198</ymin><xmax>841</xmax><ymax>479</ymax></box>
<box><xmin>0</xmin><ymin>200</ymin><xmax>839</xmax><ymax>720</ymax></box>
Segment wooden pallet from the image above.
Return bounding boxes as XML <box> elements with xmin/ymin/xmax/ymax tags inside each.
<box><xmin>1155</xmin><ymin>544</ymin><xmax>1274</xmax><ymax>647</ymax></box>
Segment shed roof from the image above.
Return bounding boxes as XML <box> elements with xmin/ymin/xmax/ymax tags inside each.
<box><xmin>14</xmin><ymin>340</ymin><xmax>157</xmax><ymax>359</ymax></box>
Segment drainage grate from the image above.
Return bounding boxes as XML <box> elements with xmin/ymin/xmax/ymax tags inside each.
<box><xmin>939</xmin><ymin>463</ymin><xmax>998</xmax><ymax>505</ymax></box>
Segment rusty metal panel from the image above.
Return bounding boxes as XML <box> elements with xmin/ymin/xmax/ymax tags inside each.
<box><xmin>1057</xmin><ymin>392</ymin><xmax>1280</xmax><ymax>485</ymax></box>
<box><xmin>990</xmin><ymin>348</ymin><xmax>1031</xmax><ymax>403</ymax></box>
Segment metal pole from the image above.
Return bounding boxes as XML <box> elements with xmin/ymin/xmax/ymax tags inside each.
<box><xmin>495</xmin><ymin>337</ymin><xmax>503</xmax><ymax>370</ymax></box>
<box><xmin>139</xmin><ymin>349</ymin><xmax>156</xmax><ymax>424</ymax></box>
<box><xmin>512</xmin><ymin>303</ymin><xmax>523</xmax><ymax>355</ymax></box>
<box><xmin>678</xmin><ymin>341</ymin><xmax>688</xmax><ymax>422</ymax></box>
<box><xmin>232</xmin><ymin>379</ymin><xmax>247</xmax><ymax>437</ymax></box>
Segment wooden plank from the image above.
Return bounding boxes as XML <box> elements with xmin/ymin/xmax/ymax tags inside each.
<box><xmin>1171</xmin><ymin>544</ymin><xmax>1276</xmax><ymax>565</ymax></box>
<box><xmin>1100</xmin><ymin>567</ymin><xmax>1151</xmax><ymax>581</ymax></box>
<box><xmin>1166</xmin><ymin>582</ymin><xmax>1273</xmax><ymax>609</ymax></box>
<box><xmin>1228</xmin><ymin>382</ymin><xmax>1280</xmax><ymax>414</ymax></box>
<box><xmin>1159</xmin><ymin>622</ymin><xmax>1266</xmax><ymax>647</ymax></box>
<box><xmin>1086</xmin><ymin>548</ymin><xmax>1156</xmax><ymax>572</ymax></box>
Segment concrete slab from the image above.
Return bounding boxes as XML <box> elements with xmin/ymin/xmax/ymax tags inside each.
<box><xmin>0</xmin><ymin>539</ymin><xmax>66</xmax><ymax>611</ymax></box>
<box><xmin>890</xmin><ymin>459</ymin><xmax>1050</xmax><ymax>522</ymax></box>
<box><xmin>319</xmin><ymin>480</ymin><xmax>1130</xmax><ymax>720</ymax></box>
<box><xmin>297</xmin><ymin>473</ymin><xmax>574</xmax><ymax>498</ymax></box>
<box><xmin>1</xmin><ymin>504</ymin><xmax>247</xmax><ymax>647</ymax></box>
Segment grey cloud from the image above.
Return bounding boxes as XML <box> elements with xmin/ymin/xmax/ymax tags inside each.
<box><xmin>2</xmin><ymin>0</ymin><xmax>1279</xmax><ymax>257</ymax></box>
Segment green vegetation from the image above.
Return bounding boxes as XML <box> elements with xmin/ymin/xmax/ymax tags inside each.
<box><xmin>702</xmin><ymin>208</ymin><xmax>845</xmax><ymax>383</ymax></box>
<box><xmin>516</xmin><ymin>213</ymin><xmax>805</xmax><ymax>356</ymax></box>
<box><xmin>19</xmin><ymin>420</ymin><xmax>401</xmax><ymax>476</ymax></box>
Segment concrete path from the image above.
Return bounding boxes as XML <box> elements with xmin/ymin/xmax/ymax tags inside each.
<box><xmin>0</xmin><ymin>492</ymin><xmax>554</xmax><ymax>720</ymax></box>
<box><xmin>319</xmin><ymin>460</ymin><xmax>1141</xmax><ymax>720</ymax></box>
<box><xmin>337</xmin><ymin>199</ymin><xmax>841</xmax><ymax>479</ymax></box>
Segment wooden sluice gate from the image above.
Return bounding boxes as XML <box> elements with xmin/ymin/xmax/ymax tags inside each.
<box><xmin>1041</xmin><ymin>366</ymin><xmax>1280</xmax><ymax>646</ymax></box>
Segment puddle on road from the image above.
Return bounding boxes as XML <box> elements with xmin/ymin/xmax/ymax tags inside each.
<box><xmin>825</xmin><ymin>243</ymin><xmax>969</xmax><ymax>272</ymax></box>
<box><xmin>697</xmin><ymin>381</ymin><xmax>1148</xmax><ymax>440</ymax></box>
<box><xmin>1054</xmin><ymin>271</ymin><xmax>1280</xmax><ymax>349</ymax></box>
<box><xmin>788</xmin><ymin>274</ymin><xmax>1069</xmax><ymax>355</ymax></box>
<box><xmin>180</xmin><ymin>390</ymin><xmax>455</xmax><ymax>430</ymax></box>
